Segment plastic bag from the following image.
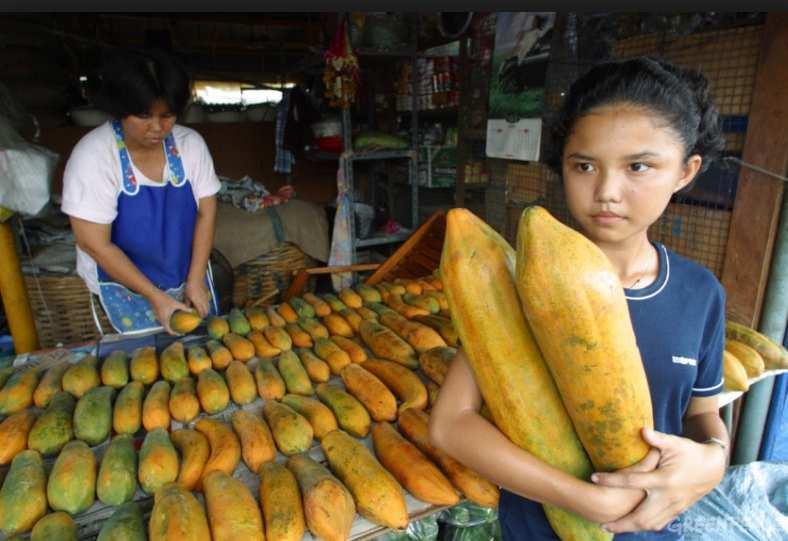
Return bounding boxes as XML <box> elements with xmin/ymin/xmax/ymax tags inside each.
<box><xmin>378</xmin><ymin>514</ymin><xmax>440</xmax><ymax>541</ymax></box>
<box><xmin>438</xmin><ymin>502</ymin><xmax>498</xmax><ymax>528</ymax></box>
<box><xmin>440</xmin><ymin>519</ymin><xmax>501</xmax><ymax>541</ymax></box>
<box><xmin>0</xmin><ymin>116</ymin><xmax>57</xmax><ymax>216</ymax></box>
<box><xmin>682</xmin><ymin>461</ymin><xmax>788</xmax><ymax>540</ymax></box>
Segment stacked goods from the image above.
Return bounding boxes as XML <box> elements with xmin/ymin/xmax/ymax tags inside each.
<box><xmin>722</xmin><ymin>321</ymin><xmax>787</xmax><ymax>390</ymax></box>
<box><xmin>2</xmin><ymin>263</ymin><xmax>561</xmax><ymax>539</ymax></box>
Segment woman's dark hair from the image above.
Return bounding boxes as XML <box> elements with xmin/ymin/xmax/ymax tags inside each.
<box><xmin>548</xmin><ymin>56</ymin><xmax>725</xmax><ymax>175</ymax></box>
<box><xmin>94</xmin><ymin>49</ymin><xmax>191</xmax><ymax>119</ymax></box>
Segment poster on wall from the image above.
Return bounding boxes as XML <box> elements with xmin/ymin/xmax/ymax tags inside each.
<box><xmin>486</xmin><ymin>12</ymin><xmax>555</xmax><ymax>162</ymax></box>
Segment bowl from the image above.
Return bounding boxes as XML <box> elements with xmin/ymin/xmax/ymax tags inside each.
<box><xmin>316</xmin><ymin>135</ymin><xmax>343</xmax><ymax>152</ymax></box>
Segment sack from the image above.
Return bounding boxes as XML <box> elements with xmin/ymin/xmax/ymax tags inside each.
<box><xmin>0</xmin><ymin>116</ymin><xmax>58</xmax><ymax>216</ymax></box>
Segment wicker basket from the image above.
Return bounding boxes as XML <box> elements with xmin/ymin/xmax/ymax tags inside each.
<box><xmin>232</xmin><ymin>242</ymin><xmax>316</xmax><ymax>307</ymax></box>
<box><xmin>23</xmin><ymin>274</ymin><xmax>113</xmax><ymax>349</ymax></box>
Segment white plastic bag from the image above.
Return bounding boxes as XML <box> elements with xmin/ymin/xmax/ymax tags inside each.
<box><xmin>0</xmin><ymin>115</ymin><xmax>58</xmax><ymax>216</ymax></box>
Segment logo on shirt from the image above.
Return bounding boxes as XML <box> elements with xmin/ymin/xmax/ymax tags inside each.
<box><xmin>672</xmin><ymin>355</ymin><xmax>698</xmax><ymax>367</ymax></box>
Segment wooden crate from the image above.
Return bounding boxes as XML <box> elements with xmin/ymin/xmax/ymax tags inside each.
<box><xmin>283</xmin><ymin>211</ymin><xmax>446</xmax><ymax>299</ymax></box>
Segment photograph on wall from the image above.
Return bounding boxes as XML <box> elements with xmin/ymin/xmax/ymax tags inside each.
<box><xmin>488</xmin><ymin>12</ymin><xmax>555</xmax><ymax>119</ymax></box>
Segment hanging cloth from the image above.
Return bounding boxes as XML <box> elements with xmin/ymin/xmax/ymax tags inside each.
<box><xmin>328</xmin><ymin>154</ymin><xmax>354</xmax><ymax>291</ymax></box>
<box><xmin>274</xmin><ymin>89</ymin><xmax>295</xmax><ymax>174</ymax></box>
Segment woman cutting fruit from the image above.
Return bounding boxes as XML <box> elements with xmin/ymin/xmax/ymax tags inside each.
<box><xmin>62</xmin><ymin>49</ymin><xmax>220</xmax><ymax>335</ymax></box>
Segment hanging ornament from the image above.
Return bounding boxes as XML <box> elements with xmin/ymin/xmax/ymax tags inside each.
<box><xmin>324</xmin><ymin>17</ymin><xmax>360</xmax><ymax>109</ymax></box>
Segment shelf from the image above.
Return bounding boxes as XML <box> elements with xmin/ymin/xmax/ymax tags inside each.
<box><xmin>355</xmin><ymin>229</ymin><xmax>412</xmax><ymax>248</ymax></box>
<box><xmin>304</xmin><ymin>150</ymin><xmax>341</xmax><ymax>161</ymax></box>
<box><xmin>348</xmin><ymin>149</ymin><xmax>415</xmax><ymax>161</ymax></box>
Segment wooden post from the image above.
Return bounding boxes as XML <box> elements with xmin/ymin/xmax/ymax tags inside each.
<box><xmin>721</xmin><ymin>13</ymin><xmax>788</xmax><ymax>327</ymax></box>
<box><xmin>0</xmin><ymin>218</ymin><xmax>39</xmax><ymax>353</ymax></box>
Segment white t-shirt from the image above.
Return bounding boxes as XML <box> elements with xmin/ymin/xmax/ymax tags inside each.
<box><xmin>61</xmin><ymin>122</ymin><xmax>221</xmax><ymax>294</ymax></box>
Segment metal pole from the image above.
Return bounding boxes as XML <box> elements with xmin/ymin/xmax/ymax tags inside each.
<box><xmin>0</xmin><ymin>217</ymin><xmax>39</xmax><ymax>353</ymax></box>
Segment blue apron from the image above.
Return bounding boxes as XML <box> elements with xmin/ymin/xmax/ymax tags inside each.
<box><xmin>97</xmin><ymin>120</ymin><xmax>218</xmax><ymax>334</ymax></box>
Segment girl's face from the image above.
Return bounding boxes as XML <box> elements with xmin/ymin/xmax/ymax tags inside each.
<box><xmin>562</xmin><ymin>103</ymin><xmax>702</xmax><ymax>247</ymax></box>
<box><xmin>121</xmin><ymin>99</ymin><xmax>176</xmax><ymax>151</ymax></box>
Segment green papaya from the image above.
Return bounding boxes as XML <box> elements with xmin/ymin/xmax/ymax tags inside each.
<box><xmin>0</xmin><ymin>450</ymin><xmax>47</xmax><ymax>535</ymax></box>
<box><xmin>97</xmin><ymin>501</ymin><xmax>146</xmax><ymax>541</ymax></box>
<box><xmin>47</xmin><ymin>440</ymin><xmax>96</xmax><ymax>515</ymax></box>
<box><xmin>101</xmin><ymin>350</ymin><xmax>129</xmax><ymax>388</ymax></box>
<box><xmin>289</xmin><ymin>296</ymin><xmax>316</xmax><ymax>318</ymax></box>
<box><xmin>0</xmin><ymin>367</ymin><xmax>39</xmax><ymax>415</ymax></box>
<box><xmin>73</xmin><ymin>385</ymin><xmax>114</xmax><ymax>446</ymax></box>
<box><xmin>113</xmin><ymin>381</ymin><xmax>144</xmax><ymax>435</ymax></box>
<box><xmin>31</xmin><ymin>512</ymin><xmax>78</xmax><ymax>541</ymax></box>
<box><xmin>160</xmin><ymin>341</ymin><xmax>189</xmax><ymax>383</ymax></box>
<box><xmin>228</xmin><ymin>307</ymin><xmax>252</xmax><ymax>335</ymax></box>
<box><xmin>27</xmin><ymin>391</ymin><xmax>75</xmax><ymax>456</ymax></box>
<box><xmin>277</xmin><ymin>350</ymin><xmax>314</xmax><ymax>396</ymax></box>
<box><xmin>196</xmin><ymin>368</ymin><xmax>230</xmax><ymax>414</ymax></box>
<box><xmin>62</xmin><ymin>355</ymin><xmax>100</xmax><ymax>398</ymax></box>
<box><xmin>97</xmin><ymin>434</ymin><xmax>137</xmax><ymax>506</ymax></box>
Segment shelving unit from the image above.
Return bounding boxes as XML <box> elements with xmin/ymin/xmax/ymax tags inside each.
<box><xmin>339</xmin><ymin>17</ymin><xmax>420</xmax><ymax>266</ymax></box>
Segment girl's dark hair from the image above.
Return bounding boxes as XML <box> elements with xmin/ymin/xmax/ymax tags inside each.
<box><xmin>94</xmin><ymin>49</ymin><xmax>191</xmax><ymax>119</ymax></box>
<box><xmin>548</xmin><ymin>56</ymin><xmax>725</xmax><ymax>175</ymax></box>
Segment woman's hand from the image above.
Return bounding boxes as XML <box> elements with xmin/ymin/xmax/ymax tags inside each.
<box><xmin>148</xmin><ymin>290</ymin><xmax>191</xmax><ymax>335</ymax></box>
<box><xmin>591</xmin><ymin>427</ymin><xmax>727</xmax><ymax>533</ymax></box>
<box><xmin>184</xmin><ymin>278</ymin><xmax>211</xmax><ymax>317</ymax></box>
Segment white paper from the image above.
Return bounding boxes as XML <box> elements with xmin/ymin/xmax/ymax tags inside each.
<box><xmin>485</xmin><ymin>117</ymin><xmax>541</xmax><ymax>161</ymax></box>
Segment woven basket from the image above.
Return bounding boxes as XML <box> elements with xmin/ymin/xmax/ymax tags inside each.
<box><xmin>232</xmin><ymin>242</ymin><xmax>316</xmax><ymax>307</ymax></box>
<box><xmin>23</xmin><ymin>274</ymin><xmax>113</xmax><ymax>349</ymax></box>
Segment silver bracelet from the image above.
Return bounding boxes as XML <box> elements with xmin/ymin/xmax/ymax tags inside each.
<box><xmin>703</xmin><ymin>437</ymin><xmax>729</xmax><ymax>454</ymax></box>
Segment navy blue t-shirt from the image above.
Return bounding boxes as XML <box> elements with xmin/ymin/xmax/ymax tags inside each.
<box><xmin>499</xmin><ymin>242</ymin><xmax>726</xmax><ymax>541</ymax></box>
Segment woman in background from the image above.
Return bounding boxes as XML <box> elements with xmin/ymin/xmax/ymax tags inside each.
<box><xmin>62</xmin><ymin>49</ymin><xmax>221</xmax><ymax>335</ymax></box>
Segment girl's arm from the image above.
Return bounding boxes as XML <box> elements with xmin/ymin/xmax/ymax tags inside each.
<box><xmin>184</xmin><ymin>195</ymin><xmax>217</xmax><ymax>317</ymax></box>
<box><xmin>70</xmin><ymin>216</ymin><xmax>190</xmax><ymax>334</ymax></box>
<box><xmin>591</xmin><ymin>395</ymin><xmax>728</xmax><ymax>533</ymax></box>
<box><xmin>429</xmin><ymin>349</ymin><xmax>646</xmax><ymax>524</ymax></box>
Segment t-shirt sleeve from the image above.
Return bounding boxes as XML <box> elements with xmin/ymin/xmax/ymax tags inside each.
<box><xmin>184</xmin><ymin>130</ymin><xmax>221</xmax><ymax>201</ymax></box>
<box><xmin>692</xmin><ymin>285</ymin><xmax>726</xmax><ymax>397</ymax></box>
<box><xmin>60</xmin><ymin>132</ymin><xmax>119</xmax><ymax>224</ymax></box>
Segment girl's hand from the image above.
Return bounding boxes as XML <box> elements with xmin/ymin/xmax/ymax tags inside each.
<box><xmin>184</xmin><ymin>279</ymin><xmax>211</xmax><ymax>317</ymax></box>
<box><xmin>591</xmin><ymin>427</ymin><xmax>727</xmax><ymax>533</ymax></box>
<box><xmin>148</xmin><ymin>290</ymin><xmax>191</xmax><ymax>335</ymax></box>
<box><xmin>580</xmin><ymin>448</ymin><xmax>660</xmax><ymax>524</ymax></box>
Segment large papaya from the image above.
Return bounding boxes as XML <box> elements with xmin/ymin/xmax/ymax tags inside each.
<box><xmin>33</xmin><ymin>363</ymin><xmax>68</xmax><ymax>409</ymax></box>
<box><xmin>440</xmin><ymin>208</ymin><xmax>608</xmax><ymax>539</ymax></box>
<box><xmin>515</xmin><ymin>206</ymin><xmax>653</xmax><ymax>471</ymax></box>
<box><xmin>113</xmin><ymin>380</ymin><xmax>144</xmax><ymax>435</ymax></box>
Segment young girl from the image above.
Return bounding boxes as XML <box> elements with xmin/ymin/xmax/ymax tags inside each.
<box><xmin>429</xmin><ymin>57</ymin><xmax>729</xmax><ymax>540</ymax></box>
